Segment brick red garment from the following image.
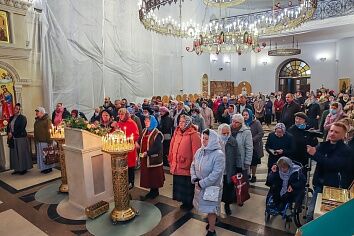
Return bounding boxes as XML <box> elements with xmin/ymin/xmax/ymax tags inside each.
<box><xmin>140</xmin><ymin>132</ymin><xmax>165</xmax><ymax>188</ymax></box>
<box><xmin>116</xmin><ymin>118</ymin><xmax>139</xmax><ymax>167</ymax></box>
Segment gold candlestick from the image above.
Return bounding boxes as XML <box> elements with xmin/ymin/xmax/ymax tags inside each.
<box><xmin>50</xmin><ymin>124</ymin><xmax>67</xmax><ymax>193</ymax></box>
<box><xmin>51</xmin><ymin>137</ymin><xmax>68</xmax><ymax>193</ymax></box>
<box><xmin>102</xmin><ymin>130</ymin><xmax>137</xmax><ymax>222</ymax></box>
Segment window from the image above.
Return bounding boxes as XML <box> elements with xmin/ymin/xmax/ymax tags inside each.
<box><xmin>279</xmin><ymin>59</ymin><xmax>311</xmax><ymax>78</ymax></box>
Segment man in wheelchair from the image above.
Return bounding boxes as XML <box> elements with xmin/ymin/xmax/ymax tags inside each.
<box><xmin>266</xmin><ymin>156</ymin><xmax>306</xmax><ymax>212</ymax></box>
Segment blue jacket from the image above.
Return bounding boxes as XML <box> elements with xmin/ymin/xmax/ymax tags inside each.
<box><xmin>191</xmin><ymin>130</ymin><xmax>225</xmax><ymax>214</ymax></box>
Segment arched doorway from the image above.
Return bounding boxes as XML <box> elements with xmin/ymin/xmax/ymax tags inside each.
<box><xmin>276</xmin><ymin>59</ymin><xmax>311</xmax><ymax>94</ymax></box>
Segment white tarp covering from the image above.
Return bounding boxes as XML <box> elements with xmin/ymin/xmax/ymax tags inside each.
<box><xmin>40</xmin><ymin>0</ymin><xmax>195</xmax><ymax>114</ymax></box>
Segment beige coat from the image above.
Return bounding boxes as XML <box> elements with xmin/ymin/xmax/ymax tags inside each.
<box><xmin>200</xmin><ymin>107</ymin><xmax>214</xmax><ymax>128</ymax></box>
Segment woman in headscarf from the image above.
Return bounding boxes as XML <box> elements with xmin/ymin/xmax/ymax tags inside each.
<box><xmin>265</xmin><ymin>123</ymin><xmax>295</xmax><ymax>173</ymax></box>
<box><xmin>169</xmin><ymin>115</ymin><xmax>201</xmax><ymax>211</ymax></box>
<box><xmin>116</xmin><ymin>108</ymin><xmax>140</xmax><ymax>189</ymax></box>
<box><xmin>266</xmin><ymin>157</ymin><xmax>306</xmax><ymax>210</ymax></box>
<box><xmin>191</xmin><ymin>129</ymin><xmax>225</xmax><ymax>236</ymax></box>
<box><xmin>139</xmin><ymin>115</ymin><xmax>165</xmax><ymax>199</ymax></box>
<box><xmin>242</xmin><ymin>108</ymin><xmax>264</xmax><ymax>183</ymax></box>
<box><xmin>217</xmin><ymin>123</ymin><xmax>238</xmax><ymax>215</ymax></box>
<box><xmin>323</xmin><ymin>102</ymin><xmax>347</xmax><ymax>138</ymax></box>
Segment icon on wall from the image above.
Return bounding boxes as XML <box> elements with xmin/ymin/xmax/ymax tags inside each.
<box><xmin>0</xmin><ymin>11</ymin><xmax>10</xmax><ymax>43</ymax></box>
<box><xmin>0</xmin><ymin>67</ymin><xmax>15</xmax><ymax>121</ymax></box>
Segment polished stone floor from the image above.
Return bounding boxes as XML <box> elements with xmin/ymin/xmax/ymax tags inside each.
<box><xmin>0</xmin><ymin>124</ymin><xmax>308</xmax><ymax>236</ymax></box>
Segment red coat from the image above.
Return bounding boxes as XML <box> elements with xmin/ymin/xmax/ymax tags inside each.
<box><xmin>168</xmin><ymin>126</ymin><xmax>201</xmax><ymax>176</ymax></box>
<box><xmin>274</xmin><ymin>99</ymin><xmax>285</xmax><ymax>112</ymax></box>
<box><xmin>213</xmin><ymin>99</ymin><xmax>221</xmax><ymax>114</ymax></box>
<box><xmin>116</xmin><ymin>118</ymin><xmax>139</xmax><ymax>167</ymax></box>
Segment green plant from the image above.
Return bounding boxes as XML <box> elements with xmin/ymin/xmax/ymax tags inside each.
<box><xmin>64</xmin><ymin>117</ymin><xmax>109</xmax><ymax>136</ymax></box>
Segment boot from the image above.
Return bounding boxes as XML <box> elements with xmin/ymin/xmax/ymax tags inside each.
<box><xmin>224</xmin><ymin>204</ymin><xmax>232</xmax><ymax>215</ymax></box>
<box><xmin>150</xmin><ymin>188</ymin><xmax>159</xmax><ymax>199</ymax></box>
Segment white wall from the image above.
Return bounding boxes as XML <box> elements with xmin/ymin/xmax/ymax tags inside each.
<box><xmin>337</xmin><ymin>37</ymin><xmax>354</xmax><ymax>81</ymax></box>
<box><xmin>180</xmin><ymin>39</ymin><xmax>349</xmax><ymax>95</ymax></box>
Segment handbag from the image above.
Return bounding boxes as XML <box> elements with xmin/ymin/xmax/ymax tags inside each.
<box><xmin>43</xmin><ymin>144</ymin><xmax>60</xmax><ymax>165</ymax></box>
<box><xmin>203</xmin><ymin>185</ymin><xmax>220</xmax><ymax>202</ymax></box>
<box><xmin>231</xmin><ymin>173</ymin><xmax>250</xmax><ymax>205</ymax></box>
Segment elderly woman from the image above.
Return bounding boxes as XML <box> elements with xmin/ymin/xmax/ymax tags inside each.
<box><xmin>218</xmin><ymin>123</ymin><xmax>238</xmax><ymax>215</ymax></box>
<box><xmin>265</xmin><ymin>123</ymin><xmax>295</xmax><ymax>173</ymax></box>
<box><xmin>169</xmin><ymin>115</ymin><xmax>201</xmax><ymax>210</ymax></box>
<box><xmin>191</xmin><ymin>129</ymin><xmax>225</xmax><ymax>236</ymax></box>
<box><xmin>230</xmin><ymin>114</ymin><xmax>253</xmax><ymax>179</ymax></box>
<box><xmin>34</xmin><ymin>107</ymin><xmax>55</xmax><ymax>174</ymax></box>
<box><xmin>7</xmin><ymin>103</ymin><xmax>32</xmax><ymax>175</ymax></box>
<box><xmin>242</xmin><ymin>108</ymin><xmax>264</xmax><ymax>183</ymax></box>
<box><xmin>140</xmin><ymin>115</ymin><xmax>165</xmax><ymax>199</ymax></box>
<box><xmin>116</xmin><ymin>108</ymin><xmax>140</xmax><ymax>189</ymax></box>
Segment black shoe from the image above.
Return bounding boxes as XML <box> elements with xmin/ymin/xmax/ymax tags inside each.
<box><xmin>206</xmin><ymin>224</ymin><xmax>209</xmax><ymax>230</ymax></box>
<box><xmin>180</xmin><ymin>203</ymin><xmax>193</xmax><ymax>211</ymax></box>
<box><xmin>150</xmin><ymin>190</ymin><xmax>159</xmax><ymax>199</ymax></box>
<box><xmin>19</xmin><ymin>170</ymin><xmax>27</xmax><ymax>175</ymax></box>
<box><xmin>250</xmin><ymin>176</ymin><xmax>256</xmax><ymax>183</ymax></box>
<box><xmin>206</xmin><ymin>230</ymin><xmax>216</xmax><ymax>236</ymax></box>
<box><xmin>11</xmin><ymin>171</ymin><xmax>19</xmax><ymax>175</ymax></box>
<box><xmin>224</xmin><ymin>204</ymin><xmax>232</xmax><ymax>215</ymax></box>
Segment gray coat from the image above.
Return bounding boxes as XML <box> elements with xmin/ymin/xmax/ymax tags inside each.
<box><xmin>250</xmin><ymin>119</ymin><xmax>264</xmax><ymax>159</ymax></box>
<box><xmin>221</xmin><ymin>136</ymin><xmax>238</xmax><ymax>184</ymax></box>
<box><xmin>231</xmin><ymin>125</ymin><xmax>253</xmax><ymax>170</ymax></box>
<box><xmin>191</xmin><ymin>130</ymin><xmax>225</xmax><ymax>214</ymax></box>
<box><xmin>192</xmin><ymin>115</ymin><xmax>206</xmax><ymax>133</ymax></box>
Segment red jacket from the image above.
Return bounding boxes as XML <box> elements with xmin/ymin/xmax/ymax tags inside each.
<box><xmin>116</xmin><ymin>118</ymin><xmax>139</xmax><ymax>167</ymax></box>
<box><xmin>213</xmin><ymin>99</ymin><xmax>221</xmax><ymax>114</ymax></box>
<box><xmin>274</xmin><ymin>99</ymin><xmax>285</xmax><ymax>112</ymax></box>
<box><xmin>168</xmin><ymin>126</ymin><xmax>201</xmax><ymax>176</ymax></box>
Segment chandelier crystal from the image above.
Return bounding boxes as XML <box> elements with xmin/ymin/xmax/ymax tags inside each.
<box><xmin>138</xmin><ymin>0</ymin><xmax>317</xmax><ymax>55</ymax></box>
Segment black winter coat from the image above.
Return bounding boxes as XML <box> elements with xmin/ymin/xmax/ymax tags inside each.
<box><xmin>160</xmin><ymin>114</ymin><xmax>173</xmax><ymax>136</ymax></box>
<box><xmin>265</xmin><ymin>132</ymin><xmax>295</xmax><ymax>169</ymax></box>
<box><xmin>224</xmin><ymin>136</ymin><xmax>238</xmax><ymax>184</ymax></box>
<box><xmin>266</xmin><ymin>169</ymin><xmax>306</xmax><ymax>204</ymax></box>
<box><xmin>312</xmin><ymin>140</ymin><xmax>354</xmax><ymax>190</ymax></box>
<box><xmin>7</xmin><ymin>114</ymin><xmax>28</xmax><ymax>148</ymax></box>
<box><xmin>287</xmin><ymin>125</ymin><xmax>318</xmax><ymax>166</ymax></box>
<box><xmin>280</xmin><ymin>101</ymin><xmax>301</xmax><ymax>128</ymax></box>
<box><xmin>217</xmin><ymin>103</ymin><xmax>229</xmax><ymax>124</ymax></box>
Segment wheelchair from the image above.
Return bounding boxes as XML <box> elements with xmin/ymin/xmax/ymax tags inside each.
<box><xmin>264</xmin><ymin>159</ymin><xmax>313</xmax><ymax>229</ymax></box>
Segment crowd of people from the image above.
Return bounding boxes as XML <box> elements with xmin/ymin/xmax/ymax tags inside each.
<box><xmin>6</xmin><ymin>89</ymin><xmax>354</xmax><ymax>236</ymax></box>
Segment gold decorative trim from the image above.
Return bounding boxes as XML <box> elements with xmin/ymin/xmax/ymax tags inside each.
<box><xmin>203</xmin><ymin>0</ymin><xmax>245</xmax><ymax>8</ymax></box>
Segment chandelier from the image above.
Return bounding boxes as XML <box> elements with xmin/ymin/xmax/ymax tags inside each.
<box><xmin>138</xmin><ymin>0</ymin><xmax>317</xmax><ymax>55</ymax></box>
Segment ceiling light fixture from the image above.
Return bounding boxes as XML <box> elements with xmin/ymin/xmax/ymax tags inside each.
<box><xmin>138</xmin><ymin>0</ymin><xmax>317</xmax><ymax>55</ymax></box>
<box><xmin>268</xmin><ymin>36</ymin><xmax>301</xmax><ymax>56</ymax></box>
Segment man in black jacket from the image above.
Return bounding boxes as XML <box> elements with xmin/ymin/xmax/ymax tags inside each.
<box><xmin>305</xmin><ymin>96</ymin><xmax>321</xmax><ymax>129</ymax></box>
<box><xmin>217</xmin><ymin>96</ymin><xmax>229</xmax><ymax>124</ymax></box>
<box><xmin>280</xmin><ymin>93</ymin><xmax>301</xmax><ymax>129</ymax></box>
<box><xmin>306</xmin><ymin>122</ymin><xmax>354</xmax><ymax>221</ymax></box>
<box><xmin>235</xmin><ymin>95</ymin><xmax>254</xmax><ymax>114</ymax></box>
<box><xmin>288</xmin><ymin>112</ymin><xmax>318</xmax><ymax>166</ymax></box>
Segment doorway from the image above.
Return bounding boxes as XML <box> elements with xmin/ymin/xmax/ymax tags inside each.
<box><xmin>277</xmin><ymin>59</ymin><xmax>311</xmax><ymax>94</ymax></box>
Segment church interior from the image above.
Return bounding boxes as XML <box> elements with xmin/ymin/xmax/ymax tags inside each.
<box><xmin>0</xmin><ymin>0</ymin><xmax>354</xmax><ymax>235</ymax></box>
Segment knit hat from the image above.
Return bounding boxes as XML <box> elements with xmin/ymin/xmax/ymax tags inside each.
<box><xmin>159</xmin><ymin>106</ymin><xmax>169</xmax><ymax>114</ymax></box>
<box><xmin>274</xmin><ymin>123</ymin><xmax>286</xmax><ymax>133</ymax></box>
<box><xmin>294</xmin><ymin>112</ymin><xmax>308</xmax><ymax>121</ymax></box>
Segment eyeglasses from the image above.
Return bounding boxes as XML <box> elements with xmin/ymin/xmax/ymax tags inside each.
<box><xmin>221</xmin><ymin>132</ymin><xmax>230</xmax><ymax>135</ymax></box>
